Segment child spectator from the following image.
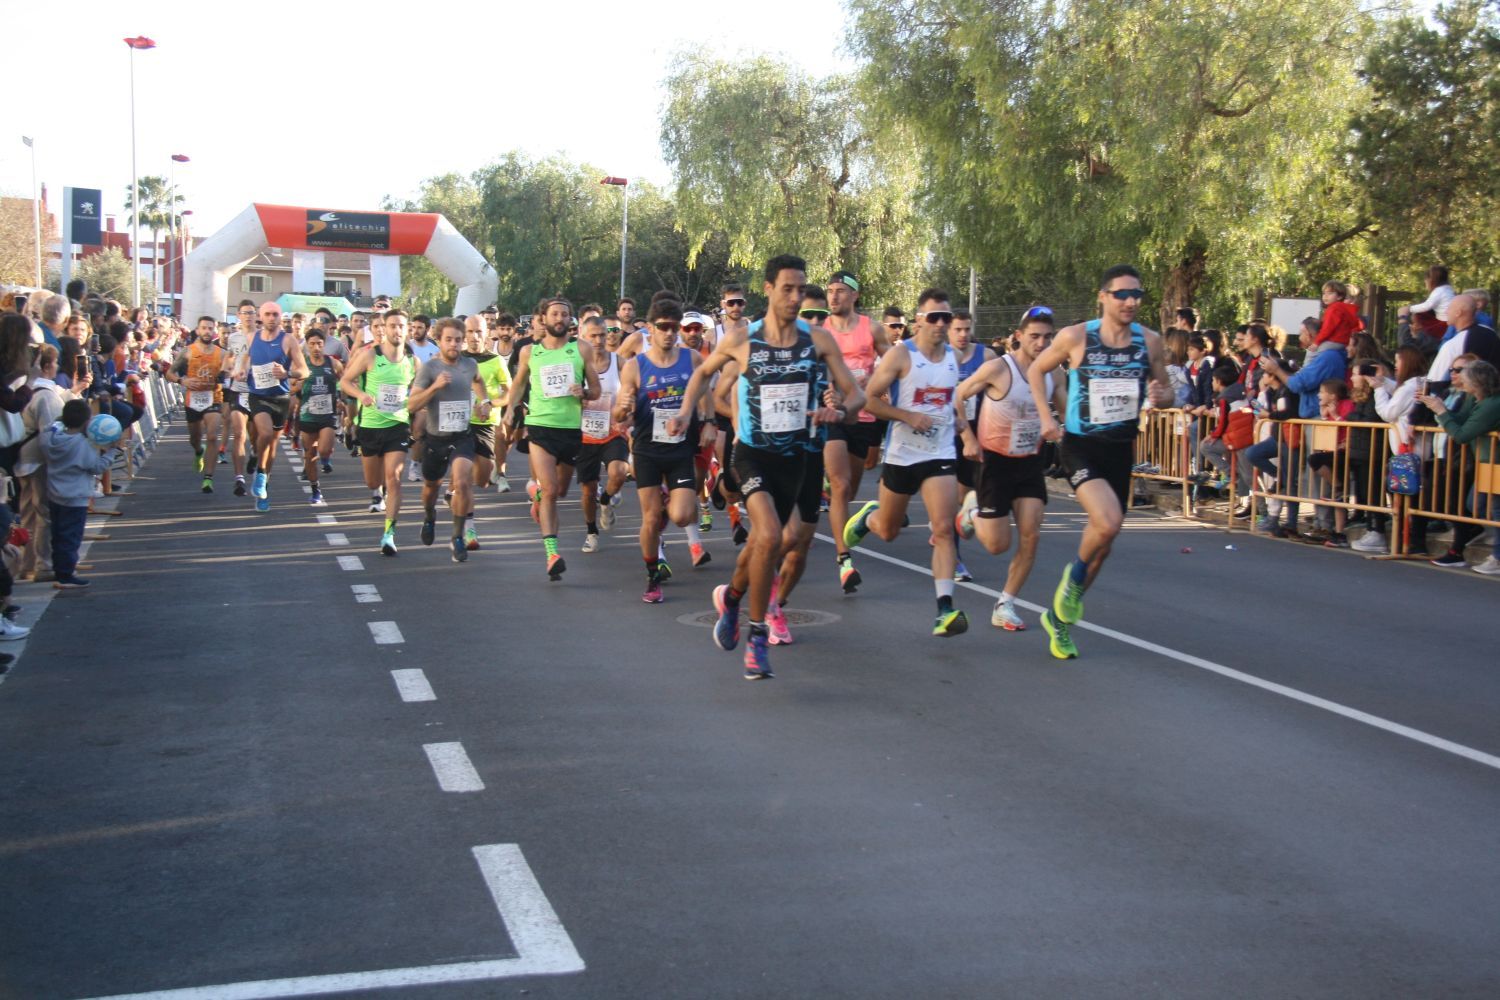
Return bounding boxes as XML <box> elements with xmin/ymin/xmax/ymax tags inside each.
<box><xmin>1313</xmin><ymin>281</ymin><xmax>1365</xmax><ymax>349</ymax></box>
<box><xmin>1196</xmin><ymin>362</ymin><xmax>1249</xmax><ymax>492</ymax></box>
<box><xmin>1307</xmin><ymin>379</ymin><xmax>1356</xmax><ymax>546</ymax></box>
<box><xmin>39</xmin><ymin>399</ymin><xmax>121</xmax><ymax>590</ymax></box>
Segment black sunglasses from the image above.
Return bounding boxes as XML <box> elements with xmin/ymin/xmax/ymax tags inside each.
<box><xmin>799</xmin><ymin>308</ymin><xmax>830</xmax><ymax>320</ymax></box>
<box><xmin>1106</xmin><ymin>289</ymin><xmax>1145</xmax><ymax>301</ymax></box>
<box><xmin>917</xmin><ymin>310</ymin><xmax>954</xmax><ymax>324</ymax></box>
<box><xmin>724</xmin><ymin>298</ymin><xmax>746</xmax><ymax>307</ymax></box>
<box><xmin>653</xmin><ymin>321</ymin><xmax>679</xmax><ymax>332</ymax></box>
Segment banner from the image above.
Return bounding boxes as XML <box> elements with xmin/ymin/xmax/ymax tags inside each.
<box><xmin>253</xmin><ymin>204</ymin><xmax>439</xmax><ymax>256</ymax></box>
<box><xmin>67</xmin><ymin>187</ymin><xmax>103</xmax><ymax>246</ymax></box>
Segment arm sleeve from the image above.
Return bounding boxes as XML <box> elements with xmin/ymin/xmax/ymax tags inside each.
<box><xmin>1436</xmin><ymin>398</ymin><xmax>1500</xmax><ymax>445</ymax></box>
<box><xmin>1408</xmin><ymin>288</ymin><xmax>1442</xmax><ymax>314</ymax></box>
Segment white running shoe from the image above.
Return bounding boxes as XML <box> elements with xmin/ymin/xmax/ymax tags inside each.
<box><xmin>991</xmin><ymin>598</ymin><xmax>1025</xmax><ymax>631</ymax></box>
<box><xmin>0</xmin><ymin>617</ymin><xmax>31</xmax><ymax>640</ymax></box>
<box><xmin>598</xmin><ymin>497</ymin><xmax>616</xmax><ymax>531</ymax></box>
<box><xmin>495</xmin><ymin>476</ymin><xmax>511</xmax><ymax>494</ymax></box>
<box><xmin>581</xmin><ymin>533</ymin><xmax>600</xmax><ymax>553</ymax></box>
<box><xmin>1350</xmin><ymin>531</ymin><xmax>1387</xmax><ymax>554</ymax></box>
<box><xmin>1473</xmin><ymin>555</ymin><xmax>1500</xmax><ymax>576</ymax></box>
<box><xmin>406</xmin><ymin>459</ymin><xmax>421</xmax><ymax>483</ymax></box>
<box><xmin>956</xmin><ymin>490</ymin><xmax>978</xmax><ymax>540</ymax></box>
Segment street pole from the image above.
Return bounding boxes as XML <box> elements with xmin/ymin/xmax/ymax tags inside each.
<box><xmin>124</xmin><ymin>36</ymin><xmax>156</xmax><ymax>310</ymax></box>
<box><xmin>619</xmin><ymin>183</ymin><xmax>629</xmax><ymax>303</ymax></box>
<box><xmin>168</xmin><ymin>153</ymin><xmax>189</xmax><ymax>313</ymax></box>
<box><xmin>969</xmin><ymin>266</ymin><xmax>978</xmax><ymax>315</ymax></box>
<box><xmin>22</xmin><ymin>136</ymin><xmax>39</xmax><ymax>288</ymax></box>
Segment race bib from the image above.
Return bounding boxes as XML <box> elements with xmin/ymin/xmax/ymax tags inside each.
<box><xmin>963</xmin><ymin>394</ymin><xmax>978</xmax><ymax>423</ymax></box>
<box><xmin>304</xmin><ymin>393</ymin><xmax>334</xmax><ymax>416</ymax></box>
<box><xmin>581</xmin><ymin>394</ymin><xmax>612</xmax><ymax>439</ymax></box>
<box><xmin>437</xmin><ymin>399</ymin><xmax>470</xmax><ymax>433</ymax></box>
<box><xmin>1008</xmin><ymin>417</ymin><xmax>1041</xmax><ymax>456</ymax></box>
<box><xmin>850</xmin><ymin>367</ymin><xmax>868</xmax><ymax>386</ymax></box>
<box><xmin>188</xmin><ymin>390</ymin><xmax>214</xmax><ymax>412</ymax></box>
<box><xmin>1089</xmin><ymin>377</ymin><xmax>1140</xmax><ymax>424</ymax></box>
<box><xmin>759</xmin><ymin>383</ymin><xmax>807</xmax><ymax>434</ymax></box>
<box><xmin>376</xmin><ymin>382</ymin><xmax>408</xmax><ymax>414</ymax></box>
<box><xmin>653</xmin><ymin>406</ymin><xmax>686</xmax><ymax>444</ymax></box>
<box><xmin>540</xmin><ymin>363</ymin><xmax>575</xmax><ymax>398</ymax></box>
<box><xmin>230</xmin><ymin>377</ymin><xmax>250</xmax><ymax>394</ymax></box>
<box><xmin>898</xmin><ymin>412</ymin><xmax>950</xmax><ymax>455</ymax></box>
<box><xmin>251</xmin><ymin>363</ymin><xmax>279</xmax><ymax>390</ymax></box>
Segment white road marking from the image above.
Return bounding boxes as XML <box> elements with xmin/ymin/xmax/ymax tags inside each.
<box><xmin>325</xmin><ymin>533</ymin><xmax>349</xmax><ymax>547</ymax></box>
<box><xmin>367</xmin><ymin>621</ymin><xmax>404</xmax><ymax>644</ymax></box>
<box><xmin>816</xmin><ymin>533</ymin><xmax>1500</xmax><ymax>773</ymax></box>
<box><xmin>301</xmin><ymin>484</ymin><xmax>313</xmax><ymax>494</ymax></box>
<box><xmin>80</xmin><ymin>845</ymin><xmax>583</xmax><ymax>999</ymax></box>
<box><xmin>423</xmin><ymin>741</ymin><xmax>484</xmax><ymax>792</ymax></box>
<box><xmin>315</xmin><ymin>514</ymin><xmax>338</xmax><ymax>525</ymax></box>
<box><xmin>390</xmin><ymin>668</ymin><xmax>436</xmax><ymax>702</ymax></box>
<box><xmin>351</xmin><ymin>584</ymin><xmax>381</xmax><ymax>604</ymax></box>
<box><xmin>336</xmin><ymin>556</ymin><xmax>363</xmax><ymax>571</ymax></box>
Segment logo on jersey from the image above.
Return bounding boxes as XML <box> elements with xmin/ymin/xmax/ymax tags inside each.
<box><xmin>913</xmin><ymin>386</ymin><xmax>953</xmax><ymax>407</ymax></box>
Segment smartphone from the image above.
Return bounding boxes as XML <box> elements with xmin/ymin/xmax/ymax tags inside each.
<box><xmin>75</xmin><ymin>357</ymin><xmax>88</xmax><ymax>380</ymax></box>
<box><xmin>1414</xmin><ymin>377</ymin><xmax>1427</xmax><ymax>397</ymax></box>
<box><xmin>1358</xmin><ymin>363</ymin><xmax>1379</xmax><ymax>377</ymax></box>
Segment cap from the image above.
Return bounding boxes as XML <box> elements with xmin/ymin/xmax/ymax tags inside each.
<box><xmin>481</xmin><ymin>304</ymin><xmax>499</xmax><ymax>313</ymax></box>
<box><xmin>681</xmin><ymin>311</ymin><xmax>709</xmax><ymax>327</ymax></box>
<box><xmin>828</xmin><ymin>270</ymin><xmax>860</xmax><ymax>293</ymax></box>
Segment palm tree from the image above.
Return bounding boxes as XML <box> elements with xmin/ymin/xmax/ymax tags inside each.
<box><xmin>123</xmin><ymin>176</ymin><xmax>182</xmax><ymax>301</ymax></box>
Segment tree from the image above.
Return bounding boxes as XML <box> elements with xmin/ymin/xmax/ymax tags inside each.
<box><xmin>0</xmin><ymin>196</ymin><xmax>57</xmax><ymax>288</ymax></box>
<box><xmin>74</xmin><ymin>247</ymin><xmax>156</xmax><ymax>306</ymax></box>
<box><xmin>1351</xmin><ymin>0</ymin><xmax>1500</xmax><ymax>277</ymax></box>
<box><xmin>123</xmin><ymin>175</ymin><xmax>182</xmax><ymax>297</ymax></box>
<box><xmin>848</xmin><ymin>0</ymin><xmax>1377</xmax><ymax>327</ymax></box>
<box><xmin>661</xmin><ymin>55</ymin><xmax>934</xmax><ymax>307</ymax></box>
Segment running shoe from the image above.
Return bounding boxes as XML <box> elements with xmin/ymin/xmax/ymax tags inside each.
<box><xmin>465</xmin><ymin>527</ymin><xmax>480</xmax><ymax>551</ymax></box>
<box><xmin>255</xmin><ymin>496</ymin><xmax>271</xmax><ymax>513</ymax></box>
<box><xmin>1351</xmin><ymin>531</ymin><xmax>1387</xmax><ymax>554</ymax></box>
<box><xmin>642</xmin><ymin>579</ymin><xmax>664</xmax><ymax>603</ymax></box>
<box><xmin>581</xmin><ymin>533</ymin><xmax>600</xmax><ymax>553</ymax></box>
<box><xmin>933</xmin><ymin>608</ymin><xmax>969</xmax><ymax>637</ymax></box>
<box><xmin>201</xmin><ymin>477</ymin><xmax>214</xmax><ymax>494</ymax></box>
<box><xmin>406</xmin><ymin>460</ymin><xmax>421</xmax><ymax>483</ymax></box>
<box><xmin>699</xmin><ymin>505</ymin><xmax>713</xmax><ymax>532</ymax></box>
<box><xmin>743</xmin><ymin>631</ymin><xmax>773</xmax><ymax>680</ymax></box>
<box><xmin>420</xmin><ymin>518</ymin><xmax>436</xmax><ymax>546</ymax></box>
<box><xmin>1431</xmin><ymin>551</ymin><xmax>1468</xmax><ymax>569</ymax></box>
<box><xmin>1472</xmin><ymin>556</ymin><xmax>1500</xmax><ymax>576</ymax></box>
<box><xmin>839</xmin><ymin>556</ymin><xmax>862</xmax><ymax>594</ymax></box>
<box><xmin>991</xmin><ymin>598</ymin><xmax>1025</xmax><ymax>631</ymax></box>
<box><xmin>297</xmin><ymin>469</ymin><xmax>309</xmax><ymax>482</ymax></box>
<box><xmin>1052</xmin><ymin>565</ymin><xmax>1085</xmax><ymax>624</ymax></box>
<box><xmin>690</xmin><ymin>543</ymin><xmax>711</xmax><ymax>568</ymax></box>
<box><xmin>657</xmin><ymin>558</ymin><xmax>673</xmax><ymax>582</ymax></box>
<box><xmin>712</xmin><ymin>584</ymin><xmax>741</xmax><ymax>650</ymax></box>
<box><xmin>233</xmin><ymin>477</ymin><xmax>247</xmax><ymax>497</ymax></box>
<box><xmin>321</xmin><ymin>459</ymin><xmax>333</xmax><ymax>474</ymax></box>
<box><xmin>309</xmin><ymin>488</ymin><xmax>326</xmax><ymax>506</ymax></box>
<box><xmin>1041</xmin><ymin>610</ymin><xmax>1078</xmax><ymax>659</ymax></box>
<box><xmin>495</xmin><ymin>476</ymin><xmax>511</xmax><ymax>494</ymax></box>
<box><xmin>251</xmin><ymin>471</ymin><xmax>268</xmax><ymax>500</ymax></box>
<box><xmin>529</xmin><ymin>486</ymin><xmax>541</xmax><ymax>524</ymax></box>
<box><xmin>954</xmin><ymin>560</ymin><xmax>973</xmax><ymax>583</ymax></box>
<box><xmin>381</xmin><ymin>531</ymin><xmax>398</xmax><ymax>556</ymax></box>
<box><xmin>451</xmin><ymin>536</ymin><xmax>468</xmax><ymax>563</ymax></box>
<box><xmin>547</xmin><ymin>553</ymin><xmax>566</xmax><ymax>580</ymax></box>
<box><xmin>370</xmin><ymin>492</ymin><xmax>387</xmax><ymax>514</ymax></box>
<box><xmin>194</xmin><ymin>449</ymin><xmax>205</xmax><ymax>473</ymax></box>
<box><xmin>956</xmin><ymin>491</ymin><xmax>978</xmax><ymax>539</ymax></box>
<box><xmin>217</xmin><ymin>450</ymin><xmax>228</xmax><ymax>465</ymax></box>
<box><xmin>598</xmin><ymin>497</ymin><xmax>616</xmax><ymax>531</ymax></box>
<box><xmin>766</xmin><ymin>603</ymin><xmax>794</xmax><ymax>645</ymax></box>
<box><xmin>247</xmin><ymin>456</ymin><xmax>258</xmax><ymax>476</ymax></box>
<box><xmin>843</xmin><ymin>500</ymin><xmax>879</xmax><ymax>549</ymax></box>
<box><xmin>732</xmin><ymin>519</ymin><xmax>749</xmax><ymax>546</ymax></box>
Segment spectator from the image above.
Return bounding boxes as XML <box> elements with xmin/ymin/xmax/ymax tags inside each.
<box><xmin>1245</xmin><ymin>365</ymin><xmax>1301</xmax><ymax>534</ymax></box>
<box><xmin>1161</xmin><ymin>329</ymin><xmax>1192</xmax><ymax>407</ymax></box>
<box><xmin>41</xmin><ymin>399</ymin><xmax>121</xmax><ymax>589</ymax></box>
<box><xmin>1421</xmin><ymin>359</ymin><xmax>1500</xmax><ymax>572</ymax></box>
<box><xmin>37</xmin><ymin>295</ymin><xmax>69</xmax><ymax>351</ymax></box>
<box><xmin>16</xmin><ymin>346</ymin><xmax>75</xmax><ymax>582</ymax></box>
<box><xmin>1394</xmin><ymin>304</ymin><xmax>1417</xmax><ymax>351</ymax></box>
<box><xmin>1408</xmin><ymin>264</ymin><xmax>1455</xmax><ymax>346</ymax></box>
<box><xmin>1239</xmin><ymin>323</ymin><xmax>1280</xmax><ymax>399</ymax></box>
<box><xmin>0</xmin><ymin>315</ymin><xmax>35</xmax><ymax>424</ymax></box>
<box><xmin>1443</xmin><ymin>289</ymin><xmax>1494</xmax><ymax>345</ymax></box>
<box><xmin>1195</xmin><ymin>362</ymin><xmax>1251</xmax><ymax>499</ymax></box>
<box><xmin>1428</xmin><ymin>294</ymin><xmax>1500</xmax><ymax>387</ymax></box>
<box><xmin>1344</xmin><ymin>360</ymin><xmax>1386</xmax><ymax>548</ymax></box>
<box><xmin>1367</xmin><ymin>346</ymin><xmax>1430</xmax><ymax>554</ymax></box>
<box><xmin>1347</xmin><ymin>332</ymin><xmax>1390</xmax><ymax>372</ymax></box>
<box><xmin>1307</xmin><ymin>378</ymin><xmax>1356</xmax><ymax>546</ymax></box>
<box><xmin>1175</xmin><ymin>306</ymin><xmax>1198</xmax><ymax>332</ymax></box>
<box><xmin>1200</xmin><ymin>328</ymin><xmax>1224</xmax><ymax>363</ymax></box>
<box><xmin>1313</xmin><ymin>280</ymin><xmax>1364</xmax><ymax>349</ymax></box>
<box><xmin>1184</xmin><ymin>334</ymin><xmax>1215</xmax><ymax>410</ymax></box>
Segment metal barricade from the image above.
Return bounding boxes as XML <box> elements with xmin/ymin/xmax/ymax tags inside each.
<box><xmin>1402</xmin><ymin>426</ymin><xmax>1500</xmax><ymax>555</ymax></box>
<box><xmin>1245</xmin><ymin>417</ymin><xmax>1399</xmax><ymax>541</ymax></box>
<box><xmin>1132</xmin><ymin>408</ymin><xmax>1228</xmax><ymax>518</ymax></box>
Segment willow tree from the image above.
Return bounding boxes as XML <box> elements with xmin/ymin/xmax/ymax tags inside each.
<box><xmin>661</xmin><ymin>54</ymin><xmax>932</xmax><ymax>307</ymax></box>
<box><xmin>849</xmin><ymin>0</ymin><xmax>1375</xmax><ymax>326</ymax></box>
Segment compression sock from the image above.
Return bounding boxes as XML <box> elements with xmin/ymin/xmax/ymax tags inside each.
<box><xmin>544</xmin><ymin>535</ymin><xmax>559</xmax><ymax>557</ymax></box>
<box><xmin>936</xmin><ymin>579</ymin><xmax>956</xmax><ymax>612</ymax></box>
<box><xmin>587</xmin><ymin>520</ymin><xmax>598</xmax><ymax>535</ymax></box>
<box><xmin>684</xmin><ymin>521</ymin><xmax>703</xmax><ymax>545</ymax></box>
<box><xmin>385</xmin><ymin>517</ymin><xmax>397</xmax><ymax>533</ymax></box>
<box><xmin>1069</xmin><ymin>558</ymin><xmax>1089</xmax><ymax>585</ymax></box>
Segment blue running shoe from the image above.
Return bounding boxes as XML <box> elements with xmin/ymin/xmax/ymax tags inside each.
<box><xmin>252</xmin><ymin>471</ymin><xmax>268</xmax><ymax>500</ymax></box>
<box><xmin>255</xmin><ymin>496</ymin><xmax>270</xmax><ymax>513</ymax></box>
<box><xmin>712</xmin><ymin>584</ymin><xmax>740</xmax><ymax>651</ymax></box>
<box><xmin>743</xmin><ymin>630</ymin><xmax>773</xmax><ymax>680</ymax></box>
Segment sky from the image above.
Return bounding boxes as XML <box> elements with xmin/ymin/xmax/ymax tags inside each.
<box><xmin>2</xmin><ymin>0</ymin><xmax>856</xmax><ymax>236</ymax></box>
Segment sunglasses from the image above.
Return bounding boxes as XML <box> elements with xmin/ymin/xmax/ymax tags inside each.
<box><xmin>1023</xmin><ymin>305</ymin><xmax>1054</xmax><ymax>320</ymax></box>
<box><xmin>653</xmin><ymin>321</ymin><xmax>679</xmax><ymax>332</ymax></box>
<box><xmin>1106</xmin><ymin>289</ymin><xmax>1145</xmax><ymax>301</ymax></box>
<box><xmin>1451</xmin><ymin>366</ymin><xmax>1467</xmax><ymax>375</ymax></box>
<box><xmin>885</xmin><ymin>321</ymin><xmax>906</xmax><ymax>329</ymax></box>
<box><xmin>917</xmin><ymin>310</ymin><xmax>954</xmax><ymax>324</ymax></box>
<box><xmin>799</xmin><ymin>308</ymin><xmax>830</xmax><ymax>320</ymax></box>
<box><xmin>682</xmin><ymin>323</ymin><xmax>705</xmax><ymax>332</ymax></box>
<box><xmin>724</xmin><ymin>298</ymin><xmax>746</xmax><ymax>308</ymax></box>
<box><xmin>606</xmin><ymin>325</ymin><xmax>621</xmax><ymax>333</ymax></box>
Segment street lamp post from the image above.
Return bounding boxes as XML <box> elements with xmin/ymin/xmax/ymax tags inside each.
<box><xmin>21</xmin><ymin>136</ymin><xmax>39</xmax><ymax>288</ymax></box>
<box><xmin>124</xmin><ymin>35</ymin><xmax>156</xmax><ymax>309</ymax></box>
<box><xmin>600</xmin><ymin>176</ymin><xmax>628</xmax><ymax>301</ymax></box>
<box><xmin>168</xmin><ymin>153</ymin><xmax>189</xmax><ymax>311</ymax></box>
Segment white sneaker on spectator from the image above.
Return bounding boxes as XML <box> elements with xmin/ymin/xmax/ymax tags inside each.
<box><xmin>90</xmin><ymin>481</ymin><xmax>104</xmax><ymax>499</ymax></box>
<box><xmin>1351</xmin><ymin>531</ymin><xmax>1387</xmax><ymax>554</ymax></box>
<box><xmin>0</xmin><ymin>618</ymin><xmax>31</xmax><ymax>640</ymax></box>
<box><xmin>1473</xmin><ymin>556</ymin><xmax>1500</xmax><ymax>576</ymax></box>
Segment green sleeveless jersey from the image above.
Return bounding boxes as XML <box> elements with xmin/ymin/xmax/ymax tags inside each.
<box><xmin>471</xmin><ymin>354</ymin><xmax>510</xmax><ymax>427</ymax></box>
<box><xmin>525</xmin><ymin>340</ymin><xmax>585</xmax><ymax>429</ymax></box>
<box><xmin>358</xmin><ymin>348</ymin><xmax>415</xmax><ymax>428</ymax></box>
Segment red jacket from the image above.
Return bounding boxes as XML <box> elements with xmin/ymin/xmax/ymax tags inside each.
<box><xmin>1314</xmin><ymin>300</ymin><xmax>1363</xmax><ymax>348</ymax></box>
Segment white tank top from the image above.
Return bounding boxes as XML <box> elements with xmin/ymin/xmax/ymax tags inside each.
<box><xmin>884</xmin><ymin>343</ymin><xmax>959</xmax><ymax>466</ymax></box>
<box><xmin>582</xmin><ymin>353</ymin><xmax>622</xmax><ymax>444</ymax></box>
<box><xmin>979</xmin><ymin>354</ymin><xmax>1052</xmax><ymax>458</ymax></box>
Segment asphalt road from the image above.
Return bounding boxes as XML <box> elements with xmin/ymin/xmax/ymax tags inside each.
<box><xmin>2</xmin><ymin>422</ymin><xmax>1498</xmax><ymax>1000</ymax></box>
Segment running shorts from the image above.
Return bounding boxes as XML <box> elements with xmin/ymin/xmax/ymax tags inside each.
<box><xmin>881</xmin><ymin>457</ymin><xmax>958</xmax><ymax>496</ymax></box>
<box><xmin>248</xmin><ymin>395</ymin><xmax>290</xmax><ymax>430</ymax></box>
<box><xmin>420</xmin><ymin>432</ymin><xmax>476</xmax><ymax>481</ymax></box>
<box><xmin>576</xmin><ymin>437</ymin><xmax>628</xmax><ymax>485</ymax></box>
<box><xmin>1060</xmin><ymin>432</ymin><xmax>1135</xmax><ymax>511</ymax></box>
<box><xmin>526</xmin><ymin>425</ymin><xmax>581</xmax><ymax>465</ymax></box>
<box><xmin>795</xmin><ymin>450</ymin><xmax>825</xmax><ymax>525</ymax></box>
<box><xmin>977</xmin><ymin>451</ymin><xmax>1048</xmax><ymax>518</ymax></box>
<box><xmin>633</xmin><ymin>450</ymin><xmax>698</xmax><ymax>491</ymax></box>
<box><xmin>358</xmin><ymin>423</ymin><xmax>412</xmax><ymax>456</ymax></box>
<box><xmin>732</xmin><ymin>443</ymin><xmax>805</xmax><ymax>524</ymax></box>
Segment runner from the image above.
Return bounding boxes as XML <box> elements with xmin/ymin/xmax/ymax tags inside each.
<box><xmin>948</xmin><ymin>307</ymin><xmax>993</xmax><ymax>581</ymax></box>
<box><xmin>340</xmin><ymin>309</ymin><xmax>416</xmax><ymax>555</ymax></box>
<box><xmin>293</xmin><ymin>328</ymin><xmax>343</xmax><ymax>507</ymax></box>
<box><xmin>405</xmin><ymin>314</ymin><xmax>440</xmax><ymax>484</ymax></box>
<box><xmin>503</xmin><ymin>297</ymin><xmax>602</xmax><ymax>580</ymax></box>
<box><xmin>487</xmin><ymin>314</ymin><xmax>518</xmax><ymax>492</ymax></box>
<box><xmin>406</xmin><ymin>318</ymin><xmax>492</xmax><ymax>563</ymax></box>
<box><xmin>681</xmin><ymin>310</ymin><xmax>718</xmax><ymax>535</ymax></box>
<box><xmin>459</xmin><ymin>314</ymin><xmax>510</xmax><ymax>543</ymax></box>
<box><xmin>615</xmin><ymin>291</ymin><xmax>681</xmax><ymax>364</ymax></box>
<box><xmin>1028</xmin><ymin>265</ymin><xmax>1173</xmax><ymax>658</ymax></box>
<box><xmin>671</xmin><ymin>254</ymin><xmax>864</xmax><ymax>679</ymax></box>
<box><xmin>232</xmin><ymin>301</ymin><xmax>308</xmax><ymax>513</ymax></box>
<box><xmin>843</xmin><ymin>288</ymin><xmax>969</xmax><ymax>637</ymax></box>
<box><xmin>614</xmin><ymin>299</ymin><xmax>715</xmax><ymax>601</ymax></box>
<box><xmin>954</xmin><ymin>306</ymin><xmax>1064</xmax><ymax>631</ymax></box>
<box><xmin>221</xmin><ymin>300</ymin><xmax>256</xmax><ymax>495</ymax></box>
<box><xmin>710</xmin><ymin>284</ymin><xmax>750</xmax><ymax>519</ymax></box>
<box><xmin>823</xmin><ymin>269</ymin><xmax>893</xmax><ymax>595</ymax></box>
<box><xmin>167</xmin><ymin>315</ymin><xmax>227</xmax><ymax>493</ymax></box>
<box><xmin>574</xmin><ymin>316</ymin><xmax>628</xmax><ymax>554</ymax></box>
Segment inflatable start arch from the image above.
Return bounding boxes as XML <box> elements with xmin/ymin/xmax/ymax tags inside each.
<box><xmin>182</xmin><ymin>204</ymin><xmax>498</xmax><ymax>320</ymax></box>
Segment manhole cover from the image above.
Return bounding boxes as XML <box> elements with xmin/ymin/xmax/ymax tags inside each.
<box><xmin>678</xmin><ymin>608</ymin><xmax>841</xmax><ymax>628</ymax></box>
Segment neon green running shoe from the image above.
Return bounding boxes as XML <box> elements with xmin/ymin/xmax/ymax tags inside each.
<box><xmin>933</xmin><ymin>607</ymin><xmax>969</xmax><ymax>638</ymax></box>
<box><xmin>1053</xmin><ymin>564</ymin><xmax>1085</xmax><ymax>624</ymax></box>
<box><xmin>1041</xmin><ymin>610</ymin><xmax>1079</xmax><ymax>660</ymax></box>
<box><xmin>843</xmin><ymin>500</ymin><xmax>880</xmax><ymax>549</ymax></box>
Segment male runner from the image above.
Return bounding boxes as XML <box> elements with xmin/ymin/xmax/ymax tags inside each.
<box><xmin>340</xmin><ymin>309</ymin><xmax>416</xmax><ymax>555</ymax></box>
<box><xmin>407</xmin><ymin>318</ymin><xmax>491</xmax><ymax>563</ymax></box>
<box><xmin>823</xmin><ymin>269</ymin><xmax>893</xmax><ymax>594</ymax></box>
<box><xmin>503</xmin><ymin>298</ymin><xmax>602</xmax><ymax>580</ymax></box>
<box><xmin>403</xmin><ymin>315</ymin><xmax>440</xmax><ymax>483</ymax></box>
<box><xmin>233</xmin><ymin>301</ymin><xmax>308</xmax><ymax>512</ymax></box>
<box><xmin>293</xmin><ymin>328</ymin><xmax>343</xmax><ymax>506</ymax></box>
<box><xmin>615</xmin><ymin>299</ymin><xmax>715</xmax><ymax>601</ymax></box>
<box><xmin>709</xmin><ymin>284</ymin><xmax>750</xmax><ymax>515</ymax></box>
<box><xmin>221</xmin><ymin>300</ymin><xmax>257</xmax><ymax>494</ymax></box>
<box><xmin>844</xmin><ymin>288</ymin><xmax>969</xmax><ymax>637</ymax></box>
<box><xmin>1029</xmin><ymin>264</ymin><xmax>1173</xmax><ymax>658</ymax></box>
<box><xmin>167</xmin><ymin>316</ymin><xmax>227</xmax><ymax>493</ymax></box>
<box><xmin>574</xmin><ymin>316</ymin><xmax>628</xmax><ymax>553</ymax></box>
<box><xmin>680</xmin><ymin>310</ymin><xmax>719</xmax><ymax>534</ymax></box>
<box><xmin>672</xmin><ymin>254</ymin><xmax>864</xmax><ymax>679</ymax></box>
<box><xmin>459</xmin><ymin>314</ymin><xmax>510</xmax><ymax>541</ymax></box>
<box><xmin>948</xmin><ymin>307</ymin><xmax>993</xmax><ymax>581</ymax></box>
<box><xmin>487</xmin><ymin>313</ymin><xmax>519</xmax><ymax>491</ymax></box>
<box><xmin>955</xmin><ymin>306</ymin><xmax>1064</xmax><ymax>631</ymax></box>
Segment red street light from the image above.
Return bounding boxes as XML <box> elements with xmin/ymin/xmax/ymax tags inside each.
<box><xmin>124</xmin><ymin>36</ymin><xmax>156</xmax><ymax>49</ymax></box>
<box><xmin>599</xmin><ymin>176</ymin><xmax>628</xmax><ymax>186</ymax></box>
<box><xmin>171</xmin><ymin>153</ymin><xmax>190</xmax><ymax>163</ymax></box>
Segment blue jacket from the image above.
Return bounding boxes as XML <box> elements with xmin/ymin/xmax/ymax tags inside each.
<box><xmin>1284</xmin><ymin>345</ymin><xmax>1347</xmax><ymax>419</ymax></box>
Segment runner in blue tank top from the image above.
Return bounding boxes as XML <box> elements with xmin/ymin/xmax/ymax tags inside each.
<box><xmin>949</xmin><ymin>308</ymin><xmax>993</xmax><ymax>584</ymax></box>
<box><xmin>232</xmin><ymin>300</ymin><xmax>309</xmax><ymax>512</ymax></box>
<box><xmin>671</xmin><ymin>254</ymin><xmax>865</xmax><ymax>680</ymax></box>
<box><xmin>613</xmin><ymin>299</ymin><xmax>715</xmax><ymax>604</ymax></box>
<box><xmin>1026</xmin><ymin>264</ymin><xmax>1173</xmax><ymax>659</ymax></box>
